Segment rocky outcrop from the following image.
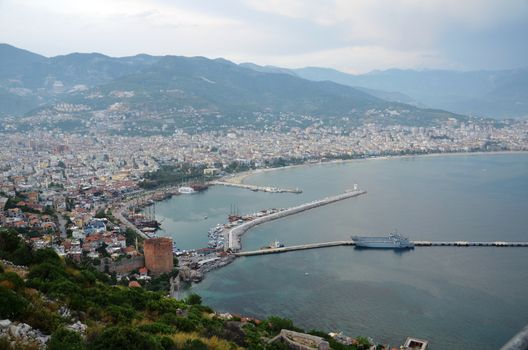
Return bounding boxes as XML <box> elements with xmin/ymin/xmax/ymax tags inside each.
<box><xmin>178</xmin><ymin>266</ymin><xmax>203</xmax><ymax>282</ymax></box>
<box><xmin>0</xmin><ymin>319</ymin><xmax>50</xmax><ymax>349</ymax></box>
<box><xmin>272</xmin><ymin>329</ymin><xmax>330</xmax><ymax>350</ymax></box>
<box><xmin>67</xmin><ymin>321</ymin><xmax>87</xmax><ymax>334</ymax></box>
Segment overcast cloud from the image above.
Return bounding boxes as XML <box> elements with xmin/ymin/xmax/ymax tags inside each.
<box><xmin>1</xmin><ymin>0</ymin><xmax>527</xmax><ymax>73</ymax></box>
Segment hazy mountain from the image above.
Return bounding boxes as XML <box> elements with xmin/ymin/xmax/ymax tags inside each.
<box><xmin>239</xmin><ymin>62</ymin><xmax>298</xmax><ymax>76</ymax></box>
<box><xmin>0</xmin><ymin>44</ymin><xmax>162</xmax><ymax>114</ymax></box>
<box><xmin>0</xmin><ymin>44</ymin><xmax>461</xmax><ymax>128</ymax></box>
<box><xmin>0</xmin><ymin>44</ymin><xmax>46</xmax><ymax>78</ymax></box>
<box><xmin>68</xmin><ymin>55</ymin><xmax>462</xmax><ymax>127</ymax></box>
<box><xmin>240</xmin><ymin>63</ymin><xmax>420</xmax><ymax>107</ymax></box>
<box><xmin>292</xmin><ymin>66</ymin><xmax>528</xmax><ymax>118</ymax></box>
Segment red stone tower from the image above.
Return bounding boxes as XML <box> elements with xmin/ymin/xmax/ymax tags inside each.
<box><xmin>143</xmin><ymin>237</ymin><xmax>173</xmax><ymax>275</ymax></box>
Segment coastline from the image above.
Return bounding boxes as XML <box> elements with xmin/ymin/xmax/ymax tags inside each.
<box><xmin>188</xmin><ymin>152</ymin><xmax>528</xmax><ymax>349</ymax></box>
<box><xmin>220</xmin><ymin>150</ymin><xmax>528</xmax><ymax>185</ymax></box>
<box><xmin>124</xmin><ymin>150</ymin><xmax>527</xmax><ymax>242</ymax></box>
<box><xmin>118</xmin><ymin>150</ymin><xmax>527</xmax><ymax>259</ymax></box>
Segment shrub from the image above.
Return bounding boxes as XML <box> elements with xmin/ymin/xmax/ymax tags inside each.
<box><xmin>186</xmin><ymin>293</ymin><xmax>202</xmax><ymax>306</ymax></box>
<box><xmin>183</xmin><ymin>339</ymin><xmax>207</xmax><ymax>350</ymax></box>
<box><xmin>0</xmin><ymin>285</ymin><xmax>28</xmax><ymax>319</ymax></box>
<box><xmin>138</xmin><ymin>322</ymin><xmax>175</xmax><ymax>335</ymax></box>
<box><xmin>160</xmin><ymin>336</ymin><xmax>176</xmax><ymax>350</ymax></box>
<box><xmin>0</xmin><ymin>228</ymin><xmax>21</xmax><ymax>253</ymax></box>
<box><xmin>23</xmin><ymin>304</ymin><xmax>62</xmax><ymax>334</ymax></box>
<box><xmin>0</xmin><ymin>271</ymin><xmax>25</xmax><ymax>292</ymax></box>
<box><xmin>89</xmin><ymin>326</ymin><xmax>163</xmax><ymax>350</ymax></box>
<box><xmin>10</xmin><ymin>244</ymin><xmax>33</xmax><ymax>266</ymax></box>
<box><xmin>32</xmin><ymin>248</ymin><xmax>62</xmax><ymax>265</ymax></box>
<box><xmin>265</xmin><ymin>316</ymin><xmax>295</xmax><ymax>333</ymax></box>
<box><xmin>48</xmin><ymin>328</ymin><xmax>84</xmax><ymax>350</ymax></box>
<box><xmin>106</xmin><ymin>305</ymin><xmax>137</xmax><ymax>324</ymax></box>
<box><xmin>173</xmin><ymin>317</ymin><xmax>197</xmax><ymax>333</ymax></box>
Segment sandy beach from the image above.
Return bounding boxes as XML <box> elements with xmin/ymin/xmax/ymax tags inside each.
<box><xmin>219</xmin><ymin>150</ymin><xmax>528</xmax><ymax>185</ymax></box>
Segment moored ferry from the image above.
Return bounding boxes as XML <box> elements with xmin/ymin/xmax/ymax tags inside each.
<box><xmin>352</xmin><ymin>233</ymin><xmax>414</xmax><ymax>249</ymax></box>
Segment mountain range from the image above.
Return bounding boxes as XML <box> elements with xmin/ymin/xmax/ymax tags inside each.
<box><xmin>1</xmin><ymin>43</ymin><xmax>524</xmax><ymax>129</ymax></box>
<box><xmin>241</xmin><ymin>63</ymin><xmax>528</xmax><ymax>119</ymax></box>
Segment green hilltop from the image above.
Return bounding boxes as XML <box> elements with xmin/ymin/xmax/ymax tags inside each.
<box><xmin>0</xmin><ymin>228</ymin><xmax>374</xmax><ymax>350</ymax></box>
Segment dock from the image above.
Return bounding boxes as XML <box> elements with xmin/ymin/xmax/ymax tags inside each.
<box><xmin>412</xmin><ymin>241</ymin><xmax>528</xmax><ymax>247</ymax></box>
<box><xmin>210</xmin><ymin>181</ymin><xmax>302</xmax><ymax>194</ymax></box>
<box><xmin>235</xmin><ymin>241</ymin><xmax>355</xmax><ymax>256</ymax></box>
<box><xmin>226</xmin><ymin>190</ymin><xmax>367</xmax><ymax>251</ymax></box>
<box><xmin>236</xmin><ymin>240</ymin><xmax>528</xmax><ymax>256</ymax></box>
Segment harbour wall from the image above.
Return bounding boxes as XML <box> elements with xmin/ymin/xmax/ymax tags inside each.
<box><xmin>226</xmin><ymin>190</ymin><xmax>367</xmax><ymax>251</ymax></box>
<box><xmin>236</xmin><ymin>240</ymin><xmax>528</xmax><ymax>256</ymax></box>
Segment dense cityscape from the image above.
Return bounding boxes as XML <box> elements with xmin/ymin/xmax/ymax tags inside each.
<box><xmin>1</xmin><ymin>0</ymin><xmax>528</xmax><ymax>348</ymax></box>
<box><xmin>0</xmin><ymin>109</ymin><xmax>524</xmax><ymax>348</ymax></box>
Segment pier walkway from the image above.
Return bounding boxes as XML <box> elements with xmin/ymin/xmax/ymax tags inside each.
<box><xmin>236</xmin><ymin>240</ymin><xmax>528</xmax><ymax>256</ymax></box>
<box><xmin>210</xmin><ymin>181</ymin><xmax>302</xmax><ymax>194</ymax></box>
<box><xmin>226</xmin><ymin>190</ymin><xmax>367</xmax><ymax>251</ymax></box>
<box><xmin>235</xmin><ymin>241</ymin><xmax>355</xmax><ymax>256</ymax></box>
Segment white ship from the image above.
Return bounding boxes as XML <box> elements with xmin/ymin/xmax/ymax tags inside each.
<box><xmin>352</xmin><ymin>233</ymin><xmax>414</xmax><ymax>249</ymax></box>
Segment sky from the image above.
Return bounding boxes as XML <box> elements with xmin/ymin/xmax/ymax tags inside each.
<box><xmin>1</xmin><ymin>0</ymin><xmax>527</xmax><ymax>74</ymax></box>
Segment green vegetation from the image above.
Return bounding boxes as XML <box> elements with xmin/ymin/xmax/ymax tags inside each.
<box><xmin>144</xmin><ymin>270</ymin><xmax>178</xmax><ymax>292</ymax></box>
<box><xmin>94</xmin><ymin>209</ymin><xmax>106</xmax><ymax>219</ymax></box>
<box><xmin>124</xmin><ymin>228</ymin><xmax>141</xmax><ymax>247</ymax></box>
<box><xmin>140</xmin><ymin>164</ymin><xmax>206</xmax><ymax>189</ymax></box>
<box><xmin>48</xmin><ymin>328</ymin><xmax>84</xmax><ymax>350</ymax></box>
<box><xmin>0</xmin><ymin>228</ymin><xmax>371</xmax><ymax>349</ymax></box>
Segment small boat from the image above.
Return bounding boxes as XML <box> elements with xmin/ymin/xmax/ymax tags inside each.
<box><xmin>271</xmin><ymin>240</ymin><xmax>284</xmax><ymax>248</ymax></box>
<box><xmin>260</xmin><ymin>240</ymin><xmax>285</xmax><ymax>250</ymax></box>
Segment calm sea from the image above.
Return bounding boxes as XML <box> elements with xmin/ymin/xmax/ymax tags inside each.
<box><xmin>154</xmin><ymin>153</ymin><xmax>528</xmax><ymax>349</ymax></box>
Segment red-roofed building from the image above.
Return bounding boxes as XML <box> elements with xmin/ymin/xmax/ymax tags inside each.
<box><xmin>117</xmin><ymin>235</ymin><xmax>126</xmax><ymax>248</ymax></box>
<box><xmin>128</xmin><ymin>281</ymin><xmax>141</xmax><ymax>288</ymax></box>
<box><xmin>124</xmin><ymin>246</ymin><xmax>138</xmax><ymax>256</ymax></box>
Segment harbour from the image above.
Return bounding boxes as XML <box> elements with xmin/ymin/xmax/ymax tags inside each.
<box><xmin>176</xmin><ymin>153</ymin><xmax>528</xmax><ymax>350</ymax></box>
<box><xmin>225</xmin><ymin>189</ymin><xmax>367</xmax><ymax>251</ymax></box>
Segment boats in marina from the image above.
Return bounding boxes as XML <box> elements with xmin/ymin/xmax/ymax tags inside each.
<box><xmin>207</xmin><ymin>224</ymin><xmax>225</xmax><ymax>249</ymax></box>
<box><xmin>351</xmin><ymin>233</ymin><xmax>414</xmax><ymax>249</ymax></box>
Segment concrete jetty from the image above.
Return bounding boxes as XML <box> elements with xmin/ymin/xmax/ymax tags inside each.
<box><xmin>226</xmin><ymin>190</ymin><xmax>367</xmax><ymax>252</ymax></box>
<box><xmin>210</xmin><ymin>180</ymin><xmax>302</xmax><ymax>194</ymax></box>
<box><xmin>412</xmin><ymin>241</ymin><xmax>528</xmax><ymax>247</ymax></box>
<box><xmin>235</xmin><ymin>241</ymin><xmax>355</xmax><ymax>256</ymax></box>
<box><xmin>235</xmin><ymin>240</ymin><xmax>528</xmax><ymax>256</ymax></box>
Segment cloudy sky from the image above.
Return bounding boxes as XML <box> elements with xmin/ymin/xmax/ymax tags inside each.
<box><xmin>1</xmin><ymin>0</ymin><xmax>527</xmax><ymax>73</ymax></box>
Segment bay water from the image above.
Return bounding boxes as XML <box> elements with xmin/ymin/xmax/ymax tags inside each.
<box><xmin>154</xmin><ymin>153</ymin><xmax>528</xmax><ymax>349</ymax></box>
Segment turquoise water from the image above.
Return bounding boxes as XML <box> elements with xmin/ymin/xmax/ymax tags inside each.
<box><xmin>154</xmin><ymin>154</ymin><xmax>528</xmax><ymax>349</ymax></box>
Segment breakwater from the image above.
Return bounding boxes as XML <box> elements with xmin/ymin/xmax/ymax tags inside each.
<box><xmin>210</xmin><ymin>180</ymin><xmax>302</xmax><ymax>193</ymax></box>
<box><xmin>235</xmin><ymin>241</ymin><xmax>355</xmax><ymax>256</ymax></box>
<box><xmin>226</xmin><ymin>190</ymin><xmax>367</xmax><ymax>251</ymax></box>
<box><xmin>235</xmin><ymin>240</ymin><xmax>528</xmax><ymax>256</ymax></box>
